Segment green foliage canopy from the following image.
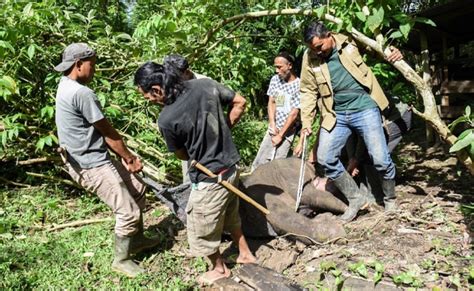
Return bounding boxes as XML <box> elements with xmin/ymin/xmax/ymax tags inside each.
<box><xmin>1</xmin><ymin>0</ymin><xmax>428</xmax><ymax>179</ymax></box>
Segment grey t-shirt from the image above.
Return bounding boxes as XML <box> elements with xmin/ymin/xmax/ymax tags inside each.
<box><xmin>55</xmin><ymin>76</ymin><xmax>109</xmax><ymax>168</ymax></box>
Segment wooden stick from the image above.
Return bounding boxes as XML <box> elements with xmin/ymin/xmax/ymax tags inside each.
<box><xmin>25</xmin><ymin>171</ymin><xmax>80</xmax><ymax>188</ymax></box>
<box><xmin>191</xmin><ymin>160</ymin><xmax>270</xmax><ymax>216</ymax></box>
<box><xmin>43</xmin><ymin>218</ymin><xmax>113</xmax><ymax>232</ymax></box>
<box><xmin>17</xmin><ymin>156</ymin><xmax>61</xmax><ymax>165</ymax></box>
<box><xmin>0</xmin><ymin>176</ymin><xmax>31</xmax><ymax>187</ymax></box>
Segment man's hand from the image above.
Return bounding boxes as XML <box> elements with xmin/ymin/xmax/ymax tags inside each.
<box><xmin>302</xmin><ymin>127</ymin><xmax>312</xmax><ymax>136</ymax></box>
<box><xmin>293</xmin><ymin>130</ymin><xmax>311</xmax><ymax>157</ymax></box>
<box><xmin>293</xmin><ymin>140</ymin><xmax>303</xmax><ymax>157</ymax></box>
<box><xmin>271</xmin><ymin>134</ymin><xmax>283</xmax><ymax>147</ymax></box>
<box><xmin>122</xmin><ymin>156</ymin><xmax>143</xmax><ymax>173</ymax></box>
<box><xmin>269</xmin><ymin>125</ymin><xmax>279</xmax><ymax>136</ymax></box>
<box><xmin>385</xmin><ymin>46</ymin><xmax>403</xmax><ymax>63</ymax></box>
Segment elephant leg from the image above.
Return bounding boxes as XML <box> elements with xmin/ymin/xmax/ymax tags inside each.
<box><xmin>265</xmin><ymin>199</ymin><xmax>346</xmax><ymax>244</ymax></box>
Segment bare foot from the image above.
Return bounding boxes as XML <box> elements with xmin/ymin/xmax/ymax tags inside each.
<box><xmin>236</xmin><ymin>253</ymin><xmax>257</xmax><ymax>264</ymax></box>
<box><xmin>197</xmin><ymin>267</ymin><xmax>231</xmax><ymax>285</ymax></box>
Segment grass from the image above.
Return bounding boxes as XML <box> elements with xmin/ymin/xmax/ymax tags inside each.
<box><xmin>0</xmin><ymin>186</ymin><xmax>198</xmax><ymax>289</ymax></box>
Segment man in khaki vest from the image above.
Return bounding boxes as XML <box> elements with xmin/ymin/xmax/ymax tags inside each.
<box><xmin>299</xmin><ymin>21</ymin><xmax>403</xmax><ymax>222</ymax></box>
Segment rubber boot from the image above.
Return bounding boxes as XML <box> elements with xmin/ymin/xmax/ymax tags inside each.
<box><xmin>332</xmin><ymin>171</ymin><xmax>368</xmax><ymax>222</ymax></box>
<box><xmin>381</xmin><ymin>179</ymin><xmax>397</xmax><ymax>211</ymax></box>
<box><xmin>112</xmin><ymin>235</ymin><xmax>144</xmax><ymax>278</ymax></box>
<box><xmin>130</xmin><ymin>216</ymin><xmax>160</xmax><ymax>254</ymax></box>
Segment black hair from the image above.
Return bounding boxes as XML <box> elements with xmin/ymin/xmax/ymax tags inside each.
<box><xmin>163</xmin><ymin>54</ymin><xmax>189</xmax><ymax>73</ymax></box>
<box><xmin>276</xmin><ymin>51</ymin><xmax>296</xmax><ymax>65</ymax></box>
<box><xmin>134</xmin><ymin>61</ymin><xmax>184</xmax><ymax>105</ymax></box>
<box><xmin>303</xmin><ymin>21</ymin><xmax>330</xmax><ymax>43</ymax></box>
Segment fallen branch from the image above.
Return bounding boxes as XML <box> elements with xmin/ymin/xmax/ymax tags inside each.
<box><xmin>39</xmin><ymin>218</ymin><xmax>114</xmax><ymax>232</ymax></box>
<box><xmin>25</xmin><ymin>171</ymin><xmax>81</xmax><ymax>188</ymax></box>
<box><xmin>400</xmin><ymin>213</ymin><xmax>444</xmax><ymax>225</ymax></box>
<box><xmin>0</xmin><ymin>176</ymin><xmax>31</xmax><ymax>187</ymax></box>
<box><xmin>17</xmin><ymin>156</ymin><xmax>61</xmax><ymax>165</ymax></box>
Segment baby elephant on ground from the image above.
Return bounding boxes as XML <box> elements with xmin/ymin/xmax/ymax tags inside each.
<box><xmin>147</xmin><ymin>158</ymin><xmax>347</xmax><ymax>244</ymax></box>
<box><xmin>240</xmin><ymin>158</ymin><xmax>347</xmax><ymax>244</ymax></box>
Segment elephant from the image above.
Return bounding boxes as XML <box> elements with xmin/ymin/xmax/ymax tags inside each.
<box><xmin>145</xmin><ymin>157</ymin><xmax>348</xmax><ymax>244</ymax></box>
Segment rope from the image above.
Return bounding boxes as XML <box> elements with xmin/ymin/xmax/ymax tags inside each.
<box><xmin>295</xmin><ymin>134</ymin><xmax>307</xmax><ymax>212</ymax></box>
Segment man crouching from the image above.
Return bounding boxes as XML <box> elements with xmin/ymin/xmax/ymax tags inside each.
<box><xmin>134</xmin><ymin>62</ymin><xmax>256</xmax><ymax>284</ymax></box>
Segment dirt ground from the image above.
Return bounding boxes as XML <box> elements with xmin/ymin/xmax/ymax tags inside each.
<box><xmin>145</xmin><ymin>126</ymin><xmax>473</xmax><ymax>290</ymax></box>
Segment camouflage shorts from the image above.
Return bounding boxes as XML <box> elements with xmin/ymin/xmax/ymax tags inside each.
<box><xmin>185</xmin><ymin>169</ymin><xmax>241</xmax><ymax>257</ymax></box>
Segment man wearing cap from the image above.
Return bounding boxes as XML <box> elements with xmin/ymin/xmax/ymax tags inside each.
<box><xmin>252</xmin><ymin>51</ymin><xmax>300</xmax><ymax>171</ymax></box>
<box><xmin>54</xmin><ymin>43</ymin><xmax>157</xmax><ymax>277</ymax></box>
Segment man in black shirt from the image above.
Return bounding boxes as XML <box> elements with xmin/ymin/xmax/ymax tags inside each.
<box><xmin>134</xmin><ymin>62</ymin><xmax>256</xmax><ymax>284</ymax></box>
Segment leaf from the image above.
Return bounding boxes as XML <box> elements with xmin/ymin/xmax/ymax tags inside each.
<box><xmin>166</xmin><ymin>21</ymin><xmax>177</xmax><ymax>32</ymax></box>
<box><xmin>399</xmin><ymin>23</ymin><xmax>411</xmax><ymax>39</ymax></box>
<box><xmin>374</xmin><ymin>262</ymin><xmax>384</xmax><ymax>273</ymax></box>
<box><xmin>466</xmin><ymin>105</ymin><xmax>471</xmax><ymax>117</ymax></box>
<box><xmin>448</xmin><ymin>116</ymin><xmax>468</xmax><ymax>130</ymax></box>
<box><xmin>355</xmin><ymin>11</ymin><xmax>366</xmax><ymax>22</ymax></box>
<box><xmin>334</xmin><ymin>275</ymin><xmax>344</xmax><ymax>287</ymax></box>
<box><xmin>331</xmin><ymin>268</ymin><xmax>342</xmax><ymax>277</ymax></box>
<box><xmin>87</xmin><ymin>9</ymin><xmax>96</xmax><ymax>21</ymax></box>
<box><xmin>449</xmin><ymin>130</ymin><xmax>474</xmax><ymax>153</ymax></box>
<box><xmin>389</xmin><ymin>31</ymin><xmax>403</xmax><ymax>39</ymax></box>
<box><xmin>315</xmin><ymin>6</ymin><xmax>325</xmax><ymax>19</ymax></box>
<box><xmin>374</xmin><ymin>272</ymin><xmax>382</xmax><ymax>284</ymax></box>
<box><xmin>367</xmin><ymin>15</ymin><xmax>382</xmax><ymax>33</ymax></box>
<box><xmin>45</xmin><ymin>136</ymin><xmax>53</xmax><ymax>147</ymax></box>
<box><xmin>415</xmin><ymin>17</ymin><xmax>436</xmax><ymax>27</ymax></box>
<box><xmin>36</xmin><ymin>138</ymin><xmax>45</xmax><ymax>151</ymax></box>
<box><xmin>346</xmin><ymin>20</ymin><xmax>353</xmax><ymax>32</ymax></box>
<box><xmin>50</xmin><ymin>134</ymin><xmax>58</xmax><ymax>144</ymax></box>
<box><xmin>1</xmin><ymin>131</ymin><xmax>7</xmax><ymax>147</ymax></box>
<box><xmin>23</xmin><ymin>2</ymin><xmax>33</xmax><ymax>17</ymax></box>
<box><xmin>115</xmin><ymin>33</ymin><xmax>132</xmax><ymax>41</ymax></box>
<box><xmin>0</xmin><ymin>76</ymin><xmax>17</xmax><ymax>93</ymax></box>
<box><xmin>355</xmin><ymin>263</ymin><xmax>368</xmax><ymax>278</ymax></box>
<box><xmin>320</xmin><ymin>261</ymin><xmax>336</xmax><ymax>271</ymax></box>
<box><xmin>0</xmin><ymin>41</ymin><xmax>15</xmax><ymax>53</ymax></box>
<box><xmin>27</xmin><ymin>44</ymin><xmax>36</xmax><ymax>59</ymax></box>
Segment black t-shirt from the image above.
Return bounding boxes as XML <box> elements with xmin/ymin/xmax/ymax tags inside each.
<box><xmin>158</xmin><ymin>79</ymin><xmax>240</xmax><ymax>183</ymax></box>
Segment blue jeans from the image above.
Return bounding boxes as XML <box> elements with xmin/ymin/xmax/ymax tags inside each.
<box><xmin>317</xmin><ymin>108</ymin><xmax>396</xmax><ymax>181</ymax></box>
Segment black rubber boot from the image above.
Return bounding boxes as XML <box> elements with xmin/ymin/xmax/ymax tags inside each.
<box><xmin>381</xmin><ymin>179</ymin><xmax>397</xmax><ymax>211</ymax></box>
<box><xmin>130</xmin><ymin>216</ymin><xmax>160</xmax><ymax>254</ymax></box>
<box><xmin>332</xmin><ymin>171</ymin><xmax>368</xmax><ymax>222</ymax></box>
<box><xmin>112</xmin><ymin>235</ymin><xmax>144</xmax><ymax>278</ymax></box>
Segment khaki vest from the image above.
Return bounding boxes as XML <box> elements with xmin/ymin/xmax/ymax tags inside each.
<box><xmin>300</xmin><ymin>33</ymin><xmax>389</xmax><ymax>131</ymax></box>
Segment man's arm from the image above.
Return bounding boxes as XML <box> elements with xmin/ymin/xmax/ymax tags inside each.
<box><xmin>93</xmin><ymin>118</ymin><xmax>143</xmax><ymax>173</ymax></box>
<box><xmin>271</xmin><ymin>108</ymin><xmax>299</xmax><ymax>146</ymax></box>
<box><xmin>267</xmin><ymin>96</ymin><xmax>278</xmax><ymax>135</ymax></box>
<box><xmin>227</xmin><ymin>93</ymin><xmax>246</xmax><ymax>128</ymax></box>
<box><xmin>300</xmin><ymin>51</ymin><xmax>319</xmax><ymax>135</ymax></box>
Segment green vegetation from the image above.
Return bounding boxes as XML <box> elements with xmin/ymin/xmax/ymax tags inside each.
<box><xmin>0</xmin><ymin>0</ymin><xmax>422</xmax><ymax>177</ymax></box>
<box><xmin>0</xmin><ymin>186</ymin><xmax>198</xmax><ymax>289</ymax></box>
